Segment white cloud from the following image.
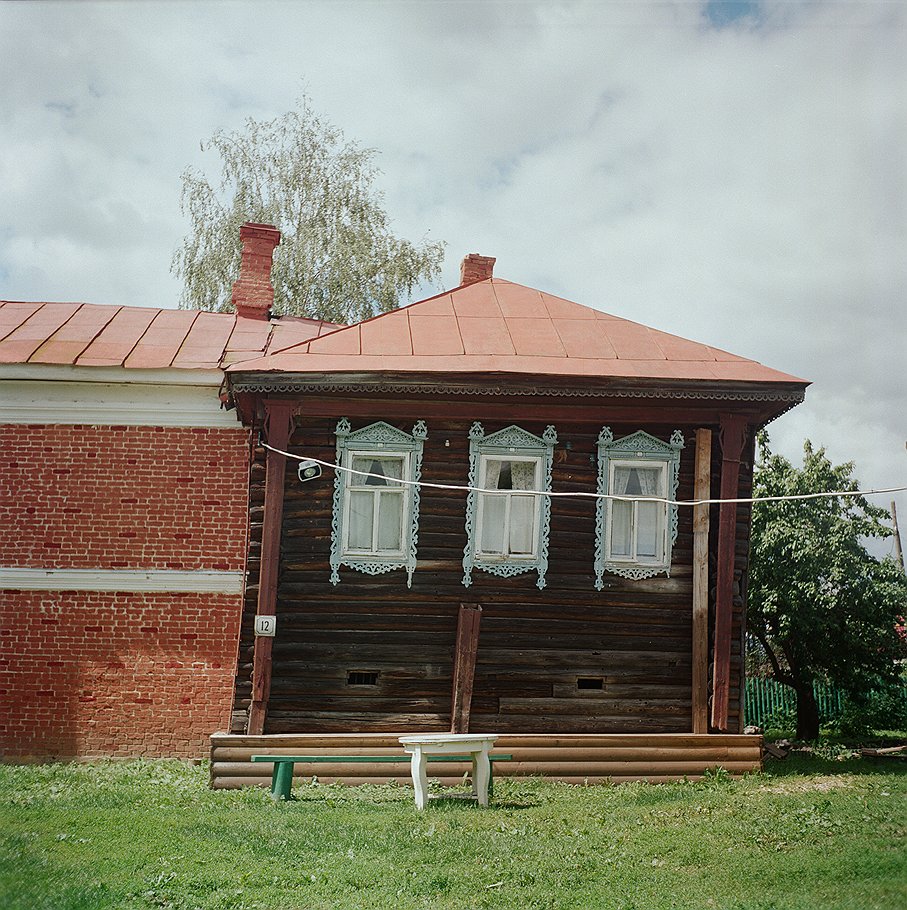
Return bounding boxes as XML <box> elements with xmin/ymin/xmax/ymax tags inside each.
<box><xmin>0</xmin><ymin>0</ymin><xmax>904</xmax><ymax>534</ymax></box>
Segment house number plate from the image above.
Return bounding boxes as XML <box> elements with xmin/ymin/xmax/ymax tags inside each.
<box><xmin>254</xmin><ymin>616</ymin><xmax>276</xmax><ymax>637</ymax></box>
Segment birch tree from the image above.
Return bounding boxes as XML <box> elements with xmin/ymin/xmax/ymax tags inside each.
<box><xmin>172</xmin><ymin>100</ymin><xmax>445</xmax><ymax>322</ymax></box>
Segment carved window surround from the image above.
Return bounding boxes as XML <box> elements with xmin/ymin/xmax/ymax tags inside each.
<box><xmin>462</xmin><ymin>423</ymin><xmax>557</xmax><ymax>589</ymax></box>
<box><xmin>330</xmin><ymin>418</ymin><xmax>427</xmax><ymax>587</ymax></box>
<box><xmin>594</xmin><ymin>428</ymin><xmax>684</xmax><ymax>586</ymax></box>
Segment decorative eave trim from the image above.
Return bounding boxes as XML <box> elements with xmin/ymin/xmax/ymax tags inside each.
<box><xmin>0</xmin><ymin>568</ymin><xmax>245</xmax><ymax>594</ymax></box>
<box><xmin>228</xmin><ymin>376</ymin><xmax>807</xmax><ymax>407</ymax></box>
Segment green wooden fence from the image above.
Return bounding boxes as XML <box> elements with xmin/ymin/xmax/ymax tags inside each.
<box><xmin>744</xmin><ymin>678</ymin><xmax>845</xmax><ymax>728</ymax></box>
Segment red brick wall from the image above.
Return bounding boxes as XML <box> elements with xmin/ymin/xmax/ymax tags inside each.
<box><xmin>0</xmin><ymin>591</ymin><xmax>242</xmax><ymax>760</ymax></box>
<box><xmin>0</xmin><ymin>423</ymin><xmax>250</xmax><ymax>760</ymax></box>
<box><xmin>0</xmin><ymin>425</ymin><xmax>249</xmax><ymax>570</ymax></box>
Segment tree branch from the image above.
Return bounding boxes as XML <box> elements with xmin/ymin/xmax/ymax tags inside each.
<box><xmin>751</xmin><ymin>627</ymin><xmax>794</xmax><ymax>687</ymax></box>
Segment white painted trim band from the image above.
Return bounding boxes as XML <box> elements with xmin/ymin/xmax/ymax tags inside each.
<box><xmin>0</xmin><ymin>568</ymin><xmax>245</xmax><ymax>594</ymax></box>
<box><xmin>0</xmin><ymin>379</ymin><xmax>242</xmax><ymax>428</ymax></box>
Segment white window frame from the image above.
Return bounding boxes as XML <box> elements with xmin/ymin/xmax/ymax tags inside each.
<box><xmin>474</xmin><ymin>454</ymin><xmax>543</xmax><ymax>561</ymax></box>
<box><xmin>604</xmin><ymin>458</ymin><xmax>669</xmax><ymax>568</ymax></box>
<box><xmin>340</xmin><ymin>448</ymin><xmax>411</xmax><ymax>558</ymax></box>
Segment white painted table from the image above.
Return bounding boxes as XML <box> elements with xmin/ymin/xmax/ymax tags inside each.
<box><xmin>399</xmin><ymin>733</ymin><xmax>499</xmax><ymax>809</ymax></box>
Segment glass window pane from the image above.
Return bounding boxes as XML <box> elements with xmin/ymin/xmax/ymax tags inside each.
<box><xmin>479</xmin><ymin>493</ymin><xmax>506</xmax><ymax>553</ymax></box>
<box><xmin>635</xmin><ymin>466</ymin><xmax>662</xmax><ymax>497</ymax></box>
<box><xmin>637</xmin><ymin>501</ymin><xmax>661</xmax><ymax>558</ymax></box>
<box><xmin>612</xmin><ymin>466</ymin><xmax>632</xmax><ymax>495</ymax></box>
<box><xmin>509</xmin><ymin>495</ymin><xmax>536</xmax><ymax>555</ymax></box>
<box><xmin>376</xmin><ymin>491</ymin><xmax>404</xmax><ymax>551</ymax></box>
<box><xmin>611</xmin><ymin>500</ymin><xmax>632</xmax><ymax>557</ymax></box>
<box><xmin>483</xmin><ymin>459</ymin><xmax>502</xmax><ymax>490</ymax></box>
<box><xmin>348</xmin><ymin>491</ymin><xmax>374</xmax><ymax>549</ymax></box>
<box><xmin>511</xmin><ymin>460</ymin><xmax>537</xmax><ymax>491</ymax></box>
<box><xmin>351</xmin><ymin>456</ymin><xmax>404</xmax><ymax>487</ymax></box>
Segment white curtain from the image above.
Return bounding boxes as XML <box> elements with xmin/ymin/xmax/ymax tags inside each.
<box><xmin>376</xmin><ymin>491</ymin><xmax>404</xmax><ymax>551</ymax></box>
<box><xmin>610</xmin><ymin>467</ymin><xmax>633</xmax><ymax>557</ymax></box>
<box><xmin>479</xmin><ymin>458</ymin><xmax>538</xmax><ymax>556</ymax></box>
<box><xmin>509</xmin><ymin>495</ymin><xmax>535</xmax><ymax>554</ymax></box>
<box><xmin>483</xmin><ymin>459</ymin><xmax>502</xmax><ymax>490</ymax></box>
<box><xmin>480</xmin><ymin>459</ymin><xmax>505</xmax><ymax>553</ymax></box>
<box><xmin>636</xmin><ymin>467</ymin><xmax>660</xmax><ymax>496</ymax></box>
<box><xmin>636</xmin><ymin>467</ymin><xmax>661</xmax><ymax>558</ymax></box>
<box><xmin>348</xmin><ymin>490</ymin><xmax>374</xmax><ymax>550</ymax></box>
<box><xmin>610</xmin><ymin>465</ymin><xmax>663</xmax><ymax>560</ymax></box>
<box><xmin>480</xmin><ymin>495</ymin><xmax>506</xmax><ymax>552</ymax></box>
<box><xmin>347</xmin><ymin>456</ymin><xmax>405</xmax><ymax>552</ymax></box>
<box><xmin>511</xmin><ymin>460</ymin><xmax>536</xmax><ymax>491</ymax></box>
<box><xmin>636</xmin><ymin>501</ymin><xmax>660</xmax><ymax>558</ymax></box>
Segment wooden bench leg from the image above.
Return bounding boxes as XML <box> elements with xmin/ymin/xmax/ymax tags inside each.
<box><xmin>411</xmin><ymin>749</ymin><xmax>428</xmax><ymax>810</ymax></box>
<box><xmin>272</xmin><ymin>760</ymin><xmax>295</xmax><ymax>800</ymax></box>
<box><xmin>474</xmin><ymin>751</ymin><xmax>491</xmax><ymax>807</ymax></box>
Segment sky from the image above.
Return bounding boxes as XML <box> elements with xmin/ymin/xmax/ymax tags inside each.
<box><xmin>1</xmin><ymin>0</ymin><xmax>905</xmax><ymax>556</ymax></box>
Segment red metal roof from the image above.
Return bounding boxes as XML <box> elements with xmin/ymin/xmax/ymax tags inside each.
<box><xmin>227</xmin><ymin>278</ymin><xmax>809</xmax><ymax>386</ymax></box>
<box><xmin>0</xmin><ymin>301</ymin><xmax>341</xmax><ymax>370</ymax></box>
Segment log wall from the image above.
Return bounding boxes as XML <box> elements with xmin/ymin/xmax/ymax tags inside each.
<box><xmin>232</xmin><ymin>408</ymin><xmax>753</xmax><ymax>736</ymax></box>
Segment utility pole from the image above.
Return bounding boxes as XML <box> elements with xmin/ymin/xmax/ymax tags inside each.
<box><xmin>892</xmin><ymin>500</ymin><xmax>905</xmax><ymax>574</ymax></box>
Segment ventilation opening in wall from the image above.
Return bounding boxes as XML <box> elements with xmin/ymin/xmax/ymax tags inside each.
<box><xmin>577</xmin><ymin>677</ymin><xmax>604</xmax><ymax>690</ymax></box>
<box><xmin>347</xmin><ymin>670</ymin><xmax>380</xmax><ymax>687</ymax></box>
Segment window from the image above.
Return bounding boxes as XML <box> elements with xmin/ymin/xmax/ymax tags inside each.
<box><xmin>343</xmin><ymin>453</ymin><xmax>408</xmax><ymax>555</ymax></box>
<box><xmin>476</xmin><ymin>456</ymin><xmax>541</xmax><ymax>558</ymax></box>
<box><xmin>594</xmin><ymin>428</ymin><xmax>684</xmax><ymax>587</ymax></box>
<box><xmin>463</xmin><ymin>422</ymin><xmax>557</xmax><ymax>589</ymax></box>
<box><xmin>330</xmin><ymin>419</ymin><xmax>427</xmax><ymax>587</ymax></box>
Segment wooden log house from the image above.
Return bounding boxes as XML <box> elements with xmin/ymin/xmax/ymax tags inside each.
<box><xmin>211</xmin><ymin>227</ymin><xmax>809</xmax><ymax>787</ymax></box>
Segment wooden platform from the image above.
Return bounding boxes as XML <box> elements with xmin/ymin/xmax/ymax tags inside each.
<box><xmin>209</xmin><ymin>732</ymin><xmax>763</xmax><ymax>789</ymax></box>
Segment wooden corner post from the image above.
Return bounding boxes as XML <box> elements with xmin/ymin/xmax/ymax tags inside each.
<box><xmin>691</xmin><ymin>428</ymin><xmax>711</xmax><ymax>734</ymax></box>
<box><xmin>247</xmin><ymin>401</ymin><xmax>293</xmax><ymax>736</ymax></box>
<box><xmin>450</xmin><ymin>603</ymin><xmax>482</xmax><ymax>733</ymax></box>
<box><xmin>711</xmin><ymin>415</ymin><xmax>747</xmax><ymax>731</ymax></box>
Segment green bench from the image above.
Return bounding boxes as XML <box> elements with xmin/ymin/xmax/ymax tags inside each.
<box><xmin>250</xmin><ymin>753</ymin><xmax>513</xmax><ymax>801</ymax></box>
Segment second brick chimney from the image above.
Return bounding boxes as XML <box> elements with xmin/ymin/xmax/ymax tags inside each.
<box><xmin>232</xmin><ymin>222</ymin><xmax>281</xmax><ymax>319</ymax></box>
<box><xmin>460</xmin><ymin>253</ymin><xmax>496</xmax><ymax>286</ymax></box>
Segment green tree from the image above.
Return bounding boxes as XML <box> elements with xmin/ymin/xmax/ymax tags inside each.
<box><xmin>172</xmin><ymin>99</ymin><xmax>445</xmax><ymax>322</ymax></box>
<box><xmin>748</xmin><ymin>435</ymin><xmax>907</xmax><ymax>740</ymax></box>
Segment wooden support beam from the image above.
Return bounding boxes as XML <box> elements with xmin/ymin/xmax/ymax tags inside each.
<box><xmin>691</xmin><ymin>428</ymin><xmax>711</xmax><ymax>734</ymax></box>
<box><xmin>711</xmin><ymin>415</ymin><xmax>747</xmax><ymax>731</ymax></box>
<box><xmin>450</xmin><ymin>603</ymin><xmax>482</xmax><ymax>734</ymax></box>
<box><xmin>248</xmin><ymin>401</ymin><xmax>293</xmax><ymax>736</ymax></box>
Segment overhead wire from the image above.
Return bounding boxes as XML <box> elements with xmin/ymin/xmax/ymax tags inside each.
<box><xmin>261</xmin><ymin>443</ymin><xmax>907</xmax><ymax>508</ymax></box>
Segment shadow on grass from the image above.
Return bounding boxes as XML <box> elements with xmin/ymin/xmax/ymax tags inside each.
<box><xmin>762</xmin><ymin>752</ymin><xmax>907</xmax><ymax>778</ymax></box>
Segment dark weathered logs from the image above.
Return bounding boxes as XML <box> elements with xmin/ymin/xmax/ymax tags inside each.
<box><xmin>230</xmin><ymin>415</ymin><xmax>750</xmax><ymax>736</ymax></box>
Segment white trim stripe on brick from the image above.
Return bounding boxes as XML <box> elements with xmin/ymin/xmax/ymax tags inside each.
<box><xmin>0</xmin><ymin>568</ymin><xmax>245</xmax><ymax>594</ymax></box>
<box><xmin>0</xmin><ymin>379</ymin><xmax>240</xmax><ymax>428</ymax></box>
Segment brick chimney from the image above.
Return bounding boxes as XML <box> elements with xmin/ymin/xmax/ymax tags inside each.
<box><xmin>231</xmin><ymin>222</ymin><xmax>281</xmax><ymax>319</ymax></box>
<box><xmin>459</xmin><ymin>253</ymin><xmax>495</xmax><ymax>286</ymax></box>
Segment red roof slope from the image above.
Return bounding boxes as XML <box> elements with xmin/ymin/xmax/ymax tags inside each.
<box><xmin>229</xmin><ymin>278</ymin><xmax>808</xmax><ymax>386</ymax></box>
<box><xmin>0</xmin><ymin>301</ymin><xmax>341</xmax><ymax>370</ymax></box>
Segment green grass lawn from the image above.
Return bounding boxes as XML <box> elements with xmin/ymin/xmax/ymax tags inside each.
<box><xmin>1</xmin><ymin>752</ymin><xmax>905</xmax><ymax>910</ymax></box>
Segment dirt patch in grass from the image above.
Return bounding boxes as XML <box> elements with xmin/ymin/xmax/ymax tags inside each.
<box><xmin>755</xmin><ymin>774</ymin><xmax>855</xmax><ymax>794</ymax></box>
